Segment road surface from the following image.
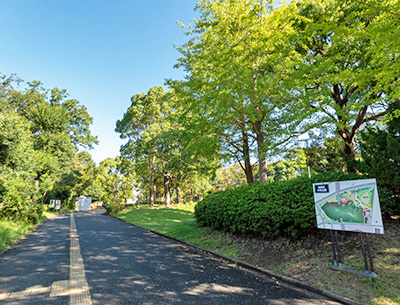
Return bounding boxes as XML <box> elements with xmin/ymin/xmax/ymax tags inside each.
<box><xmin>0</xmin><ymin>210</ymin><xmax>343</xmax><ymax>305</ymax></box>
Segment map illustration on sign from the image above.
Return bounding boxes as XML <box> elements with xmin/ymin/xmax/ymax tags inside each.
<box><xmin>313</xmin><ymin>179</ymin><xmax>384</xmax><ymax>234</ymax></box>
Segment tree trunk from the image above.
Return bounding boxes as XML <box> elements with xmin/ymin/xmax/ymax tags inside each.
<box><xmin>164</xmin><ymin>173</ymin><xmax>172</xmax><ymax>207</ymax></box>
<box><xmin>253</xmin><ymin>121</ymin><xmax>267</xmax><ymax>184</ymax></box>
<box><xmin>149</xmin><ymin>178</ymin><xmax>156</xmax><ymax>206</ymax></box>
<box><xmin>176</xmin><ymin>187</ymin><xmax>181</xmax><ymax>204</ymax></box>
<box><xmin>189</xmin><ymin>189</ymin><xmax>194</xmax><ymax>203</ymax></box>
<box><xmin>113</xmin><ymin>180</ymin><xmax>120</xmax><ymax>203</ymax></box>
<box><xmin>242</xmin><ymin>127</ymin><xmax>255</xmax><ymax>184</ymax></box>
<box><xmin>31</xmin><ymin>174</ymin><xmax>41</xmax><ymax>204</ymax></box>
<box><xmin>342</xmin><ymin>137</ymin><xmax>359</xmax><ymax>174</ymax></box>
<box><xmin>337</xmin><ymin>127</ymin><xmax>360</xmax><ymax>174</ymax></box>
<box><xmin>149</xmin><ymin>155</ymin><xmax>156</xmax><ymax>206</ymax></box>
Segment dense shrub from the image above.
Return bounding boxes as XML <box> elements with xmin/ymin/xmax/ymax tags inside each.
<box><xmin>0</xmin><ymin>201</ymin><xmax>45</xmax><ymax>225</ymax></box>
<box><xmin>106</xmin><ymin>202</ymin><xmax>124</xmax><ymax>214</ymax></box>
<box><xmin>195</xmin><ymin>172</ymin><xmax>392</xmax><ymax>238</ymax></box>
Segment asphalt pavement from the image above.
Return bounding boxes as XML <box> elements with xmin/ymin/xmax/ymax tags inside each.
<box><xmin>0</xmin><ymin>210</ymin><xmax>344</xmax><ymax>305</ymax></box>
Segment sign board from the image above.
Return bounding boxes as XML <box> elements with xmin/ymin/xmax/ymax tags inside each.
<box><xmin>75</xmin><ymin>196</ymin><xmax>92</xmax><ymax>211</ymax></box>
<box><xmin>313</xmin><ymin>179</ymin><xmax>384</xmax><ymax>234</ymax></box>
<box><xmin>126</xmin><ymin>198</ymin><xmax>137</xmax><ymax>205</ymax></box>
<box><xmin>49</xmin><ymin>199</ymin><xmax>61</xmax><ymax>210</ymax></box>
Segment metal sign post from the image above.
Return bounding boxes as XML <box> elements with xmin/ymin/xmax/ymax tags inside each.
<box><xmin>360</xmin><ymin>232</ymin><xmax>376</xmax><ymax>275</ymax></box>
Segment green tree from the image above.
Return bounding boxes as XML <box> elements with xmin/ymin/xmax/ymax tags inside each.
<box><xmin>0</xmin><ymin>75</ymin><xmax>97</xmax><ymax>210</ymax></box>
<box><xmin>304</xmin><ymin>135</ymin><xmax>347</xmax><ymax>174</ymax></box>
<box><xmin>117</xmin><ymin>86</ymin><xmax>219</xmax><ymax>206</ymax></box>
<box><xmin>6</xmin><ymin>82</ymin><xmax>97</xmax><ymax>202</ymax></box>
<box><xmin>357</xmin><ymin>102</ymin><xmax>400</xmax><ymax>202</ymax></box>
<box><xmin>172</xmin><ymin>0</ymin><xmax>304</xmax><ymax>184</ymax></box>
<box><xmin>116</xmin><ymin>86</ymin><xmax>170</xmax><ymax>205</ymax></box>
<box><xmin>99</xmin><ymin>158</ymin><xmax>122</xmax><ymax>204</ymax></box>
<box><xmin>70</xmin><ymin>152</ymin><xmax>104</xmax><ymax>202</ymax></box>
<box><xmin>99</xmin><ymin>157</ymin><xmax>135</xmax><ymax>209</ymax></box>
<box><xmin>291</xmin><ymin>0</ymin><xmax>399</xmax><ymax>172</ymax></box>
<box><xmin>0</xmin><ymin>111</ymin><xmax>35</xmax><ymax>207</ymax></box>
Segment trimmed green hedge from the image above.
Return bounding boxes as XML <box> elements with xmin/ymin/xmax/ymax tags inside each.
<box><xmin>194</xmin><ymin>172</ymin><xmax>395</xmax><ymax>238</ymax></box>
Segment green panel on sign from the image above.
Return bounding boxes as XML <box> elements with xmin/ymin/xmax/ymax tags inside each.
<box><xmin>321</xmin><ymin>202</ymin><xmax>365</xmax><ymax>223</ymax></box>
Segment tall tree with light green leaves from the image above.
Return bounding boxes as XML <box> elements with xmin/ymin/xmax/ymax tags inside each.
<box><xmin>290</xmin><ymin>0</ymin><xmax>399</xmax><ymax>172</ymax></box>
<box><xmin>171</xmin><ymin>0</ymin><xmax>307</xmax><ymax>184</ymax></box>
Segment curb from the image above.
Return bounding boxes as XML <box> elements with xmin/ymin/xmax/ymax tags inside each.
<box><xmin>107</xmin><ymin>213</ymin><xmax>368</xmax><ymax>305</ymax></box>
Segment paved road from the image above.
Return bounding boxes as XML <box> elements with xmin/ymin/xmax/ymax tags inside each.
<box><xmin>0</xmin><ymin>211</ymin><xmax>343</xmax><ymax>305</ymax></box>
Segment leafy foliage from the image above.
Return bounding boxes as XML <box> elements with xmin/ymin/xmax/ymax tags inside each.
<box><xmin>356</xmin><ymin>102</ymin><xmax>400</xmax><ymax>214</ymax></box>
<box><xmin>105</xmin><ymin>202</ymin><xmax>124</xmax><ymax>215</ymax></box>
<box><xmin>290</xmin><ymin>0</ymin><xmax>399</xmax><ymax>171</ymax></box>
<box><xmin>0</xmin><ymin>74</ymin><xmax>97</xmax><ymax>221</ymax></box>
<box><xmin>171</xmin><ymin>0</ymin><xmax>307</xmax><ymax>184</ymax></box>
<box><xmin>116</xmin><ymin>86</ymin><xmax>220</xmax><ymax>206</ymax></box>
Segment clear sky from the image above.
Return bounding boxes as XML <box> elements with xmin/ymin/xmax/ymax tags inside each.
<box><xmin>0</xmin><ymin>0</ymin><xmax>198</xmax><ymax>163</ymax></box>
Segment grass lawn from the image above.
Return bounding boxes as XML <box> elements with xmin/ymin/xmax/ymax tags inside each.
<box><xmin>0</xmin><ymin>219</ymin><xmax>41</xmax><ymax>252</ymax></box>
<box><xmin>115</xmin><ymin>203</ymin><xmax>242</xmax><ymax>259</ymax></box>
<box><xmin>114</xmin><ymin>204</ymin><xmax>400</xmax><ymax>305</ymax></box>
<box><xmin>0</xmin><ymin>211</ymin><xmax>60</xmax><ymax>252</ymax></box>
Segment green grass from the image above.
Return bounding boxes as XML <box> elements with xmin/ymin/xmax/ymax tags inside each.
<box><xmin>0</xmin><ymin>220</ymin><xmax>36</xmax><ymax>252</ymax></box>
<box><xmin>115</xmin><ymin>203</ymin><xmax>241</xmax><ymax>259</ymax></box>
<box><xmin>0</xmin><ymin>212</ymin><xmax>56</xmax><ymax>252</ymax></box>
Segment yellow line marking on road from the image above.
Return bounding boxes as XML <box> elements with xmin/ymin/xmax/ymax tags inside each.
<box><xmin>69</xmin><ymin>213</ymin><xmax>92</xmax><ymax>305</ymax></box>
<box><xmin>1</xmin><ymin>213</ymin><xmax>92</xmax><ymax>304</ymax></box>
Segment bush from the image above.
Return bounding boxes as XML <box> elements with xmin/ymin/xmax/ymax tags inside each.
<box><xmin>106</xmin><ymin>202</ymin><xmax>124</xmax><ymax>214</ymax></box>
<box><xmin>194</xmin><ymin>172</ymin><xmax>390</xmax><ymax>238</ymax></box>
<box><xmin>0</xmin><ymin>201</ymin><xmax>45</xmax><ymax>225</ymax></box>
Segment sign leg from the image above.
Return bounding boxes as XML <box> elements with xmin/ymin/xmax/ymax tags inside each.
<box><xmin>365</xmin><ymin>233</ymin><xmax>376</xmax><ymax>274</ymax></box>
<box><xmin>360</xmin><ymin>232</ymin><xmax>369</xmax><ymax>273</ymax></box>
<box><xmin>330</xmin><ymin>230</ymin><xmax>337</xmax><ymax>266</ymax></box>
<box><xmin>334</xmin><ymin>230</ymin><xmax>342</xmax><ymax>266</ymax></box>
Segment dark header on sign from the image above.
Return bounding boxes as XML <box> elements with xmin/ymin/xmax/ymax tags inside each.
<box><xmin>315</xmin><ymin>184</ymin><xmax>329</xmax><ymax>193</ymax></box>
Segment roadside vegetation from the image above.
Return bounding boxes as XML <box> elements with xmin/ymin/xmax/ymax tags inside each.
<box><xmin>0</xmin><ymin>220</ymin><xmax>37</xmax><ymax>252</ymax></box>
<box><xmin>114</xmin><ymin>203</ymin><xmax>400</xmax><ymax>305</ymax></box>
<box><xmin>0</xmin><ymin>210</ymin><xmax>59</xmax><ymax>252</ymax></box>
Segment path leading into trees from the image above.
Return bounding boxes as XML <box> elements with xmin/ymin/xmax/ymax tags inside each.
<box><xmin>0</xmin><ymin>211</ymin><xmax>343</xmax><ymax>305</ymax></box>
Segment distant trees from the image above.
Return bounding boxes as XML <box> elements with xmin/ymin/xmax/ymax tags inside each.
<box><xmin>115</xmin><ymin>86</ymin><xmax>219</xmax><ymax>206</ymax></box>
<box><xmin>356</xmin><ymin>102</ymin><xmax>400</xmax><ymax>207</ymax></box>
<box><xmin>0</xmin><ymin>74</ymin><xmax>98</xmax><ymax>221</ymax></box>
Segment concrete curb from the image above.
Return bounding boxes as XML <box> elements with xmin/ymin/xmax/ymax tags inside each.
<box><xmin>107</xmin><ymin>213</ymin><xmax>368</xmax><ymax>305</ymax></box>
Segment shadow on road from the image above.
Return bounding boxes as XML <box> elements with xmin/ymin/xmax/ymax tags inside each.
<box><xmin>75</xmin><ymin>211</ymin><xmax>341</xmax><ymax>305</ymax></box>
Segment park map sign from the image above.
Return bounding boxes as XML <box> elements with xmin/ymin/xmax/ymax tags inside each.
<box><xmin>313</xmin><ymin>179</ymin><xmax>384</xmax><ymax>234</ymax></box>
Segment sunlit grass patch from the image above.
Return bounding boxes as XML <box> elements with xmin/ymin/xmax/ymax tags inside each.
<box><xmin>115</xmin><ymin>204</ymin><xmax>241</xmax><ymax>259</ymax></box>
<box><xmin>0</xmin><ymin>220</ymin><xmax>35</xmax><ymax>252</ymax></box>
<box><xmin>0</xmin><ymin>212</ymin><xmax>55</xmax><ymax>252</ymax></box>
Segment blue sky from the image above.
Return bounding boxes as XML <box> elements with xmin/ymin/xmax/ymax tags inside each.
<box><xmin>0</xmin><ymin>0</ymin><xmax>198</xmax><ymax>163</ymax></box>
